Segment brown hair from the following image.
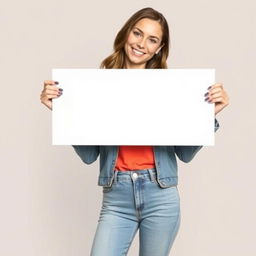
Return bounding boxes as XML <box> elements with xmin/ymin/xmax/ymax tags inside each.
<box><xmin>99</xmin><ymin>7</ymin><xmax>170</xmax><ymax>69</ymax></box>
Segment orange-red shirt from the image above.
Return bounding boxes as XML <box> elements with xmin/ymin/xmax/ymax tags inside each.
<box><xmin>114</xmin><ymin>146</ymin><xmax>156</xmax><ymax>171</ymax></box>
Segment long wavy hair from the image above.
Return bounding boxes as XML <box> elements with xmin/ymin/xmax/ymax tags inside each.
<box><xmin>100</xmin><ymin>7</ymin><xmax>170</xmax><ymax>69</ymax></box>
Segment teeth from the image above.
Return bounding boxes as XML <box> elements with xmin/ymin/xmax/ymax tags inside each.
<box><xmin>132</xmin><ymin>48</ymin><xmax>144</xmax><ymax>55</ymax></box>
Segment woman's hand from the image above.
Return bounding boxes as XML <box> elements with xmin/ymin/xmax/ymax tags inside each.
<box><xmin>40</xmin><ymin>80</ymin><xmax>63</xmax><ymax>110</ymax></box>
<box><xmin>205</xmin><ymin>83</ymin><xmax>229</xmax><ymax>116</ymax></box>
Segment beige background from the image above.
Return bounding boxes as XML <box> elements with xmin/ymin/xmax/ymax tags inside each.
<box><xmin>1</xmin><ymin>0</ymin><xmax>255</xmax><ymax>255</ymax></box>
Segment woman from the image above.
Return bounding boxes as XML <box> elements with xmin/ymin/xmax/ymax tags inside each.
<box><xmin>40</xmin><ymin>7</ymin><xmax>229</xmax><ymax>256</ymax></box>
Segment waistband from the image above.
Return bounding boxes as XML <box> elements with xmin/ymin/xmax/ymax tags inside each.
<box><xmin>113</xmin><ymin>168</ymin><xmax>157</xmax><ymax>183</ymax></box>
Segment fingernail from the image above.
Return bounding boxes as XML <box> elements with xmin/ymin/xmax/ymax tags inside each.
<box><xmin>55</xmin><ymin>81</ymin><xmax>59</xmax><ymax>84</ymax></box>
<box><xmin>208</xmin><ymin>86</ymin><xmax>212</xmax><ymax>89</ymax></box>
<box><xmin>205</xmin><ymin>97</ymin><xmax>209</xmax><ymax>101</ymax></box>
<box><xmin>59</xmin><ymin>88</ymin><xmax>63</xmax><ymax>91</ymax></box>
<box><xmin>204</xmin><ymin>92</ymin><xmax>209</xmax><ymax>96</ymax></box>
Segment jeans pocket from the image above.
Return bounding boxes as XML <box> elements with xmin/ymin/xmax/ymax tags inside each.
<box><xmin>102</xmin><ymin>181</ymin><xmax>119</xmax><ymax>193</ymax></box>
<box><xmin>102</xmin><ymin>186</ymin><xmax>113</xmax><ymax>193</ymax></box>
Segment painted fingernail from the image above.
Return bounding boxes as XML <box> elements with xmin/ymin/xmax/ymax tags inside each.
<box><xmin>205</xmin><ymin>97</ymin><xmax>209</xmax><ymax>101</ymax></box>
<box><xmin>204</xmin><ymin>92</ymin><xmax>209</xmax><ymax>96</ymax></box>
<box><xmin>59</xmin><ymin>88</ymin><xmax>63</xmax><ymax>91</ymax></box>
<box><xmin>208</xmin><ymin>86</ymin><xmax>212</xmax><ymax>89</ymax></box>
<box><xmin>54</xmin><ymin>81</ymin><xmax>59</xmax><ymax>84</ymax></box>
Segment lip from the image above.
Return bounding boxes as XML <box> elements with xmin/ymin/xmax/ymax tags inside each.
<box><xmin>131</xmin><ymin>47</ymin><xmax>146</xmax><ymax>55</ymax></box>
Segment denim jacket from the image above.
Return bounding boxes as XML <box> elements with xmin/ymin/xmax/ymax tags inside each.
<box><xmin>72</xmin><ymin>118</ymin><xmax>220</xmax><ymax>188</ymax></box>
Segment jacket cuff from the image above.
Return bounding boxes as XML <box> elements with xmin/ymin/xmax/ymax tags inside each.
<box><xmin>214</xmin><ymin>118</ymin><xmax>220</xmax><ymax>132</ymax></box>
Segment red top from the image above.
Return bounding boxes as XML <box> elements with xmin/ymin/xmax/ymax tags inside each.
<box><xmin>114</xmin><ymin>146</ymin><xmax>156</xmax><ymax>171</ymax></box>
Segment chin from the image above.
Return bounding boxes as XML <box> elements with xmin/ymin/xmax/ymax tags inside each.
<box><xmin>129</xmin><ymin>57</ymin><xmax>147</xmax><ymax>66</ymax></box>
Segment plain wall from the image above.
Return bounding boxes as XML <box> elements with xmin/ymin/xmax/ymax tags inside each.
<box><xmin>1</xmin><ymin>0</ymin><xmax>255</xmax><ymax>255</ymax></box>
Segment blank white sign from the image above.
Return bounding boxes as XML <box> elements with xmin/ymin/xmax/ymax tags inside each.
<box><xmin>52</xmin><ymin>69</ymin><xmax>215</xmax><ymax>145</ymax></box>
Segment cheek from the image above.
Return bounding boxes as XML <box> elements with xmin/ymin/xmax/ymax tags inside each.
<box><xmin>147</xmin><ymin>45</ymin><xmax>157</xmax><ymax>54</ymax></box>
<box><xmin>127</xmin><ymin>34</ymin><xmax>136</xmax><ymax>45</ymax></box>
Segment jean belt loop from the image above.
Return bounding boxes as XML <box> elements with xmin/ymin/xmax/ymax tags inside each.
<box><xmin>148</xmin><ymin>168</ymin><xmax>155</xmax><ymax>183</ymax></box>
<box><xmin>114</xmin><ymin>170</ymin><xmax>119</xmax><ymax>184</ymax></box>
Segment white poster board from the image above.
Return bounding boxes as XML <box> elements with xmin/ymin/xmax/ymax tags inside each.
<box><xmin>52</xmin><ymin>69</ymin><xmax>215</xmax><ymax>145</ymax></box>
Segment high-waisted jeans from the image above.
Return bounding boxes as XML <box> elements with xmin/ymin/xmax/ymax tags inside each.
<box><xmin>90</xmin><ymin>168</ymin><xmax>181</xmax><ymax>256</ymax></box>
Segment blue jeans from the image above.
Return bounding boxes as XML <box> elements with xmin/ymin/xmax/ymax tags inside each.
<box><xmin>90</xmin><ymin>168</ymin><xmax>181</xmax><ymax>256</ymax></box>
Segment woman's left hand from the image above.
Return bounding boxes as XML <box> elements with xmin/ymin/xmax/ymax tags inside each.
<box><xmin>205</xmin><ymin>83</ymin><xmax>229</xmax><ymax>116</ymax></box>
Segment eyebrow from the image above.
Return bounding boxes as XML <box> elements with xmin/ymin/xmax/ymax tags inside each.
<box><xmin>133</xmin><ymin>27</ymin><xmax>160</xmax><ymax>40</ymax></box>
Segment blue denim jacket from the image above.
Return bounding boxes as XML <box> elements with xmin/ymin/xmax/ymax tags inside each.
<box><xmin>72</xmin><ymin>118</ymin><xmax>220</xmax><ymax>188</ymax></box>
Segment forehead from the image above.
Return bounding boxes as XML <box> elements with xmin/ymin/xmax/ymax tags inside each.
<box><xmin>133</xmin><ymin>18</ymin><xmax>163</xmax><ymax>39</ymax></box>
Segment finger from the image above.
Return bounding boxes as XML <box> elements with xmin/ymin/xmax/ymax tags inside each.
<box><xmin>45</xmin><ymin>85</ymin><xmax>60</xmax><ymax>92</ymax></box>
<box><xmin>210</xmin><ymin>96</ymin><xmax>223</xmax><ymax>103</ymax></box>
<box><xmin>209</xmin><ymin>83</ymin><xmax>223</xmax><ymax>90</ymax></box>
<box><xmin>206</xmin><ymin>88</ymin><xmax>222</xmax><ymax>97</ymax></box>
<box><xmin>44</xmin><ymin>93</ymin><xmax>61</xmax><ymax>99</ymax></box>
<box><xmin>209</xmin><ymin>92</ymin><xmax>222</xmax><ymax>100</ymax></box>
<box><xmin>44</xmin><ymin>80</ymin><xmax>59</xmax><ymax>87</ymax></box>
<box><xmin>42</xmin><ymin>89</ymin><xmax>61</xmax><ymax>97</ymax></box>
<box><xmin>49</xmin><ymin>94</ymin><xmax>61</xmax><ymax>99</ymax></box>
<box><xmin>45</xmin><ymin>91</ymin><xmax>60</xmax><ymax>97</ymax></box>
<box><xmin>208</xmin><ymin>87</ymin><xmax>222</xmax><ymax>94</ymax></box>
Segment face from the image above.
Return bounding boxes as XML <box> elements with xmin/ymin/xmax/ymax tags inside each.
<box><xmin>124</xmin><ymin>18</ymin><xmax>164</xmax><ymax>69</ymax></box>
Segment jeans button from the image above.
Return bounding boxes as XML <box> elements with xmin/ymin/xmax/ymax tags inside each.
<box><xmin>132</xmin><ymin>173</ymin><xmax>138</xmax><ymax>179</ymax></box>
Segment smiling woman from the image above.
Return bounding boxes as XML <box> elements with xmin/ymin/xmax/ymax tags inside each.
<box><xmin>100</xmin><ymin>7</ymin><xmax>170</xmax><ymax>69</ymax></box>
<box><xmin>123</xmin><ymin>18</ymin><xmax>165</xmax><ymax>68</ymax></box>
<box><xmin>40</xmin><ymin>6</ymin><xmax>229</xmax><ymax>256</ymax></box>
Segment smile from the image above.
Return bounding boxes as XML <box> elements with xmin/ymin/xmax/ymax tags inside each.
<box><xmin>131</xmin><ymin>47</ymin><xmax>146</xmax><ymax>56</ymax></box>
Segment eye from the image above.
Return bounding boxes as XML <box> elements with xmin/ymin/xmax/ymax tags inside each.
<box><xmin>133</xmin><ymin>31</ymin><xmax>140</xmax><ymax>36</ymax></box>
<box><xmin>150</xmin><ymin>39</ymin><xmax>157</xmax><ymax>44</ymax></box>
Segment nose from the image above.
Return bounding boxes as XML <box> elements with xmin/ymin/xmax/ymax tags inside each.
<box><xmin>137</xmin><ymin>37</ymin><xmax>146</xmax><ymax>49</ymax></box>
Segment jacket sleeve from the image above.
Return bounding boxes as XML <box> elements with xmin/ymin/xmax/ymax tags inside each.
<box><xmin>174</xmin><ymin>118</ymin><xmax>220</xmax><ymax>163</ymax></box>
<box><xmin>71</xmin><ymin>145</ymin><xmax>100</xmax><ymax>164</ymax></box>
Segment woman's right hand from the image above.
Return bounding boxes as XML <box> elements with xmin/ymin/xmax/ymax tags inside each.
<box><xmin>40</xmin><ymin>80</ymin><xmax>63</xmax><ymax>110</ymax></box>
